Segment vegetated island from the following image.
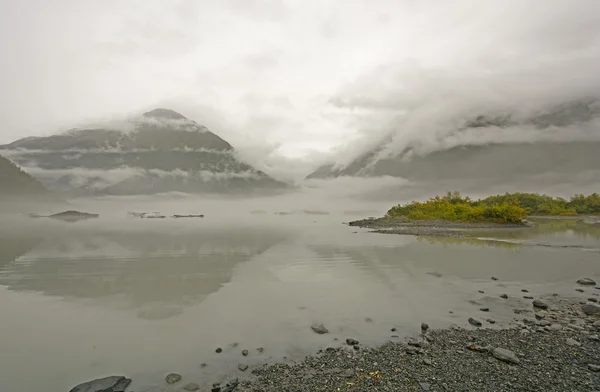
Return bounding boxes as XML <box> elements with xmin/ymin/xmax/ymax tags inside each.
<box><xmin>349</xmin><ymin>192</ymin><xmax>600</xmax><ymax>237</ymax></box>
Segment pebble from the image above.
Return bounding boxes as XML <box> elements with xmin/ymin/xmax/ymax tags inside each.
<box><xmin>550</xmin><ymin>324</ymin><xmax>563</xmax><ymax>331</ymax></box>
<box><xmin>577</xmin><ymin>278</ymin><xmax>597</xmax><ymax>286</ymax></box>
<box><xmin>391</xmin><ymin>327</ymin><xmax>397</xmax><ymax>332</ymax></box>
<box><xmin>589</xmin><ymin>298</ymin><xmax>598</xmax><ymax>303</ymax></box>
<box><xmin>311</xmin><ymin>323</ymin><xmax>329</xmax><ymax>334</ymax></box>
<box><xmin>346</xmin><ymin>338</ymin><xmax>359</xmax><ymax>346</ymax></box>
<box><xmin>421</xmin><ymin>322</ymin><xmax>429</xmax><ymax>332</ymax></box>
<box><xmin>480</xmin><ymin>307</ymin><xmax>490</xmax><ymax>312</ymax></box>
<box><xmin>487</xmin><ymin>319</ymin><xmax>496</xmax><ymax>324</ymax></box>
<box><xmin>242</xmin><ymin>349</ymin><xmax>249</xmax><ymax>356</ymax></box>
<box><xmin>533</xmin><ymin>300</ymin><xmax>549</xmax><ymax>309</ymax></box>
<box><xmin>522</xmin><ymin>289</ymin><xmax>529</xmax><ymax>293</ymax></box>
<box><xmin>420</xmin><ymin>382</ymin><xmax>431</xmax><ymax>391</ymax></box>
<box><xmin>589</xmin><ymin>335</ymin><xmax>599</xmax><ymax>341</ymax></box>
<box><xmin>524</xmin><ymin>296</ymin><xmax>534</xmax><ymax>299</ymax></box>
<box><xmin>257</xmin><ymin>347</ymin><xmax>264</xmax><ymax>353</ymax></box>
<box><xmin>576</xmin><ymin>288</ymin><xmax>585</xmax><ymax>293</ymax></box>
<box><xmin>589</xmin><ymin>364</ymin><xmax>600</xmax><ymax>372</ymax></box>
<box><xmin>215</xmin><ymin>348</ymin><xmax>222</xmax><ymax>353</ymax></box>
<box><xmin>479</xmin><ymin>290</ymin><xmax>485</xmax><ymax>293</ymax></box>
<box><xmin>491</xmin><ymin>276</ymin><xmax>499</xmax><ymax>280</ymax></box>
<box><xmin>500</xmin><ymin>294</ymin><xmax>508</xmax><ymax>299</ymax></box>
<box><xmin>566</xmin><ymin>338</ymin><xmax>580</xmax><ymax>346</ymax></box>
<box><xmin>423</xmin><ymin>358</ymin><xmax>432</xmax><ymax>365</ymax></box>
<box><xmin>165</xmin><ymin>373</ymin><xmax>182</xmax><ymax>384</ymax></box>
<box><xmin>492</xmin><ymin>347</ymin><xmax>520</xmax><ymax>364</ymax></box>
<box><xmin>238</xmin><ymin>364</ymin><xmax>248</xmax><ymax>372</ymax></box>
<box><xmin>468</xmin><ymin>318</ymin><xmax>483</xmax><ymax>327</ymax></box>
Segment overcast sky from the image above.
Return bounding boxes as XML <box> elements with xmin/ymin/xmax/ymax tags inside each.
<box><xmin>1</xmin><ymin>0</ymin><xmax>599</xmax><ymax>164</ymax></box>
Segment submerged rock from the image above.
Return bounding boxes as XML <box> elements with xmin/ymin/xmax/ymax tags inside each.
<box><xmin>500</xmin><ymin>294</ymin><xmax>508</xmax><ymax>299</ymax></box>
<box><xmin>238</xmin><ymin>364</ymin><xmax>248</xmax><ymax>372</ymax></box>
<box><xmin>183</xmin><ymin>382</ymin><xmax>201</xmax><ymax>391</ymax></box>
<box><xmin>69</xmin><ymin>376</ymin><xmax>131</xmax><ymax>392</ymax></box>
<box><xmin>311</xmin><ymin>323</ymin><xmax>329</xmax><ymax>334</ymax></box>
<box><xmin>165</xmin><ymin>373</ymin><xmax>182</xmax><ymax>384</ymax></box>
<box><xmin>468</xmin><ymin>318</ymin><xmax>482</xmax><ymax>327</ymax></box>
<box><xmin>577</xmin><ymin>278</ymin><xmax>597</xmax><ymax>286</ymax></box>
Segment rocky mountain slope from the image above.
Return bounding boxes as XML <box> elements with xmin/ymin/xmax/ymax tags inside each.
<box><xmin>1</xmin><ymin>109</ymin><xmax>288</xmax><ymax>196</ymax></box>
<box><xmin>0</xmin><ymin>155</ymin><xmax>56</xmax><ymax>200</ymax></box>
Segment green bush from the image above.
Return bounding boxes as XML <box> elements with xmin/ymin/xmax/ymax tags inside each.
<box><xmin>386</xmin><ymin>191</ymin><xmax>600</xmax><ymax>224</ymax></box>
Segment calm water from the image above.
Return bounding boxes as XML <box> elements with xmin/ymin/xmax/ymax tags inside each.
<box><xmin>0</xmin><ymin>198</ymin><xmax>599</xmax><ymax>391</ymax></box>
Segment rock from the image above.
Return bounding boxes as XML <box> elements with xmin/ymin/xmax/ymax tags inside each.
<box><xmin>311</xmin><ymin>323</ymin><xmax>329</xmax><ymax>334</ymax></box>
<box><xmin>582</xmin><ymin>304</ymin><xmax>600</xmax><ymax>315</ymax></box>
<box><xmin>216</xmin><ymin>347</ymin><xmax>223</xmax><ymax>353</ymax></box>
<box><xmin>343</xmin><ymin>369</ymin><xmax>354</xmax><ymax>378</ymax></box>
<box><xmin>257</xmin><ymin>347</ymin><xmax>264</xmax><ymax>353</ymax></box>
<box><xmin>576</xmin><ymin>288</ymin><xmax>584</xmax><ymax>293</ymax></box>
<box><xmin>491</xmin><ymin>276</ymin><xmax>498</xmax><ymax>280</ymax></box>
<box><xmin>492</xmin><ymin>347</ymin><xmax>520</xmax><ymax>364</ymax></box>
<box><xmin>524</xmin><ymin>296</ymin><xmax>534</xmax><ymax>299</ymax></box>
<box><xmin>364</xmin><ymin>317</ymin><xmax>373</xmax><ymax>323</ymax></box>
<box><xmin>346</xmin><ymin>338</ymin><xmax>359</xmax><ymax>346</ymax></box>
<box><xmin>589</xmin><ymin>364</ymin><xmax>600</xmax><ymax>372</ymax></box>
<box><xmin>423</xmin><ymin>358</ymin><xmax>432</xmax><ymax>365</ymax></box>
<box><xmin>550</xmin><ymin>324</ymin><xmax>563</xmax><ymax>331</ymax></box>
<box><xmin>420</xmin><ymin>382</ymin><xmax>431</xmax><ymax>391</ymax></box>
<box><xmin>521</xmin><ymin>289</ymin><xmax>529</xmax><ymax>293</ymax></box>
<box><xmin>391</xmin><ymin>327</ymin><xmax>397</xmax><ymax>332</ymax></box>
<box><xmin>69</xmin><ymin>376</ymin><xmax>132</xmax><ymax>392</ymax></box>
<box><xmin>487</xmin><ymin>319</ymin><xmax>496</xmax><ymax>324</ymax></box>
<box><xmin>421</xmin><ymin>322</ymin><xmax>429</xmax><ymax>332</ymax></box>
<box><xmin>533</xmin><ymin>300</ymin><xmax>549</xmax><ymax>309</ymax></box>
<box><xmin>589</xmin><ymin>298</ymin><xmax>598</xmax><ymax>303</ymax></box>
<box><xmin>534</xmin><ymin>311</ymin><xmax>546</xmax><ymax>320</ymax></box>
<box><xmin>200</xmin><ymin>363</ymin><xmax>207</xmax><ymax>368</ymax></box>
<box><xmin>500</xmin><ymin>294</ymin><xmax>508</xmax><ymax>299</ymax></box>
<box><xmin>221</xmin><ymin>378</ymin><xmax>239</xmax><ymax>392</ymax></box>
<box><xmin>468</xmin><ymin>318</ymin><xmax>482</xmax><ymax>327</ymax></box>
<box><xmin>238</xmin><ymin>364</ymin><xmax>248</xmax><ymax>372</ymax></box>
<box><xmin>407</xmin><ymin>338</ymin><xmax>424</xmax><ymax>347</ymax></box>
<box><xmin>165</xmin><ymin>373</ymin><xmax>182</xmax><ymax>384</ymax></box>
<box><xmin>353</xmin><ymin>344</ymin><xmax>360</xmax><ymax>350</ymax></box>
<box><xmin>566</xmin><ymin>338</ymin><xmax>580</xmax><ymax>346</ymax></box>
<box><xmin>183</xmin><ymin>382</ymin><xmax>201</xmax><ymax>391</ymax></box>
<box><xmin>478</xmin><ymin>290</ymin><xmax>485</xmax><ymax>293</ymax></box>
<box><xmin>480</xmin><ymin>307</ymin><xmax>490</xmax><ymax>312</ymax></box>
<box><xmin>405</xmin><ymin>346</ymin><xmax>419</xmax><ymax>355</ymax></box>
<box><xmin>589</xmin><ymin>335</ymin><xmax>599</xmax><ymax>341</ymax></box>
<box><xmin>242</xmin><ymin>349</ymin><xmax>248</xmax><ymax>356</ymax></box>
<box><xmin>577</xmin><ymin>278</ymin><xmax>597</xmax><ymax>285</ymax></box>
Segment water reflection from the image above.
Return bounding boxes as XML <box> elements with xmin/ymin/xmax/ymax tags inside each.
<box><xmin>0</xmin><ymin>228</ymin><xmax>287</xmax><ymax>320</ymax></box>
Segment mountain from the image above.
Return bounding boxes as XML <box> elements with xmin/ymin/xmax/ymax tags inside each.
<box><xmin>1</xmin><ymin>109</ymin><xmax>288</xmax><ymax>196</ymax></box>
<box><xmin>307</xmin><ymin>100</ymin><xmax>600</xmax><ymax>182</ymax></box>
<box><xmin>0</xmin><ymin>155</ymin><xmax>57</xmax><ymax>200</ymax></box>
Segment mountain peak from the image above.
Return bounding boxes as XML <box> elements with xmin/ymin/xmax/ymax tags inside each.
<box><xmin>142</xmin><ymin>108</ymin><xmax>187</xmax><ymax>120</ymax></box>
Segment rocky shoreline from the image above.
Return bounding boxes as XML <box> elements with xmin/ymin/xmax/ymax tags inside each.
<box><xmin>71</xmin><ymin>280</ymin><xmax>600</xmax><ymax>392</ymax></box>
<box><xmin>348</xmin><ymin>217</ymin><xmax>530</xmax><ymax>238</ymax></box>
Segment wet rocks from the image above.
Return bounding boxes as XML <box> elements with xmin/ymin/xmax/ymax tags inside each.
<box><xmin>480</xmin><ymin>307</ymin><xmax>490</xmax><ymax>312</ymax></box>
<box><xmin>346</xmin><ymin>338</ymin><xmax>359</xmax><ymax>346</ymax></box>
<box><xmin>487</xmin><ymin>319</ymin><xmax>496</xmax><ymax>324</ymax></box>
<box><xmin>492</xmin><ymin>347</ymin><xmax>520</xmax><ymax>364</ymax></box>
<box><xmin>238</xmin><ymin>364</ymin><xmax>248</xmax><ymax>372</ymax></box>
<box><xmin>183</xmin><ymin>382</ymin><xmax>200</xmax><ymax>391</ymax></box>
<box><xmin>500</xmin><ymin>294</ymin><xmax>508</xmax><ymax>299</ymax></box>
<box><xmin>69</xmin><ymin>376</ymin><xmax>132</xmax><ymax>392</ymax></box>
<box><xmin>523</xmin><ymin>296</ymin><xmax>534</xmax><ymax>299</ymax></box>
<box><xmin>421</xmin><ymin>322</ymin><xmax>429</xmax><ymax>332</ymax></box>
<box><xmin>533</xmin><ymin>300</ymin><xmax>549</xmax><ymax>309</ymax></box>
<box><xmin>241</xmin><ymin>349</ymin><xmax>249</xmax><ymax>356</ymax></box>
<box><xmin>165</xmin><ymin>373</ymin><xmax>182</xmax><ymax>384</ymax></box>
<box><xmin>521</xmin><ymin>289</ymin><xmax>529</xmax><ymax>293</ymax></box>
<box><xmin>468</xmin><ymin>318</ymin><xmax>482</xmax><ymax>327</ymax></box>
<box><xmin>577</xmin><ymin>278</ymin><xmax>597</xmax><ymax>286</ymax></box>
<box><xmin>215</xmin><ymin>347</ymin><xmax>223</xmax><ymax>353</ymax></box>
<box><xmin>311</xmin><ymin>323</ymin><xmax>329</xmax><ymax>334</ymax></box>
<box><xmin>582</xmin><ymin>304</ymin><xmax>600</xmax><ymax>315</ymax></box>
<box><xmin>391</xmin><ymin>327</ymin><xmax>397</xmax><ymax>332</ymax></box>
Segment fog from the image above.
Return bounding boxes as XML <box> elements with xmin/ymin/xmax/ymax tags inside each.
<box><xmin>2</xmin><ymin>0</ymin><xmax>599</xmax><ymax>179</ymax></box>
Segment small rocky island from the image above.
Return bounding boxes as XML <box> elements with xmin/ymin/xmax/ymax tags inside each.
<box><xmin>30</xmin><ymin>210</ymin><xmax>99</xmax><ymax>222</ymax></box>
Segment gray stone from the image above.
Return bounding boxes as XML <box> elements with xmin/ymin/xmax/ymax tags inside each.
<box><xmin>550</xmin><ymin>324</ymin><xmax>563</xmax><ymax>331</ymax></box>
<box><xmin>238</xmin><ymin>363</ymin><xmax>249</xmax><ymax>371</ymax></box>
<box><xmin>183</xmin><ymin>382</ymin><xmax>201</xmax><ymax>391</ymax></box>
<box><xmin>165</xmin><ymin>373</ymin><xmax>182</xmax><ymax>384</ymax></box>
<box><xmin>487</xmin><ymin>319</ymin><xmax>496</xmax><ymax>324</ymax></box>
<box><xmin>582</xmin><ymin>304</ymin><xmax>600</xmax><ymax>315</ymax></box>
<box><xmin>423</xmin><ymin>358</ymin><xmax>432</xmax><ymax>365</ymax></box>
<box><xmin>480</xmin><ymin>307</ymin><xmax>490</xmax><ymax>312</ymax></box>
<box><xmin>346</xmin><ymin>338</ymin><xmax>359</xmax><ymax>346</ymax></box>
<box><xmin>532</xmin><ymin>300</ymin><xmax>548</xmax><ymax>309</ymax></box>
<box><xmin>577</xmin><ymin>278</ymin><xmax>597</xmax><ymax>285</ymax></box>
<box><xmin>420</xmin><ymin>382</ymin><xmax>431</xmax><ymax>391</ymax></box>
<box><xmin>343</xmin><ymin>369</ymin><xmax>354</xmax><ymax>378</ymax></box>
<box><xmin>421</xmin><ymin>322</ymin><xmax>429</xmax><ymax>332</ymax></box>
<box><xmin>242</xmin><ymin>349</ymin><xmax>249</xmax><ymax>356</ymax></box>
<box><xmin>589</xmin><ymin>334</ymin><xmax>599</xmax><ymax>341</ymax></box>
<box><xmin>588</xmin><ymin>364</ymin><xmax>600</xmax><ymax>372</ymax></box>
<box><xmin>566</xmin><ymin>338</ymin><xmax>580</xmax><ymax>346</ymax></box>
<box><xmin>536</xmin><ymin>320</ymin><xmax>551</xmax><ymax>327</ymax></box>
<box><xmin>468</xmin><ymin>318</ymin><xmax>482</xmax><ymax>327</ymax></box>
<box><xmin>69</xmin><ymin>376</ymin><xmax>132</xmax><ymax>392</ymax></box>
<box><xmin>492</xmin><ymin>347</ymin><xmax>520</xmax><ymax>364</ymax></box>
<box><xmin>215</xmin><ymin>347</ymin><xmax>223</xmax><ymax>353</ymax></box>
<box><xmin>311</xmin><ymin>323</ymin><xmax>329</xmax><ymax>334</ymax></box>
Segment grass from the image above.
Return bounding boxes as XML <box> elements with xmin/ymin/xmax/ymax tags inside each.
<box><xmin>386</xmin><ymin>191</ymin><xmax>600</xmax><ymax>224</ymax></box>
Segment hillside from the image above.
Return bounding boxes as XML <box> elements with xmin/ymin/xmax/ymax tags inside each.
<box><xmin>0</xmin><ymin>155</ymin><xmax>56</xmax><ymax>199</ymax></box>
<box><xmin>1</xmin><ymin>109</ymin><xmax>288</xmax><ymax>196</ymax></box>
<box><xmin>307</xmin><ymin>100</ymin><xmax>600</xmax><ymax>182</ymax></box>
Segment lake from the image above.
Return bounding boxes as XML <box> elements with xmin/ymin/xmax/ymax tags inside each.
<box><xmin>0</xmin><ymin>195</ymin><xmax>599</xmax><ymax>391</ymax></box>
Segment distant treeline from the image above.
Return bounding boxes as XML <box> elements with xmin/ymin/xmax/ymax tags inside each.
<box><xmin>0</xmin><ymin>155</ymin><xmax>51</xmax><ymax>197</ymax></box>
<box><xmin>387</xmin><ymin>191</ymin><xmax>600</xmax><ymax>224</ymax></box>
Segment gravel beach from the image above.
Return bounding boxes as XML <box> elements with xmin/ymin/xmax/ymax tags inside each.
<box><xmin>237</xmin><ymin>297</ymin><xmax>600</xmax><ymax>392</ymax></box>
